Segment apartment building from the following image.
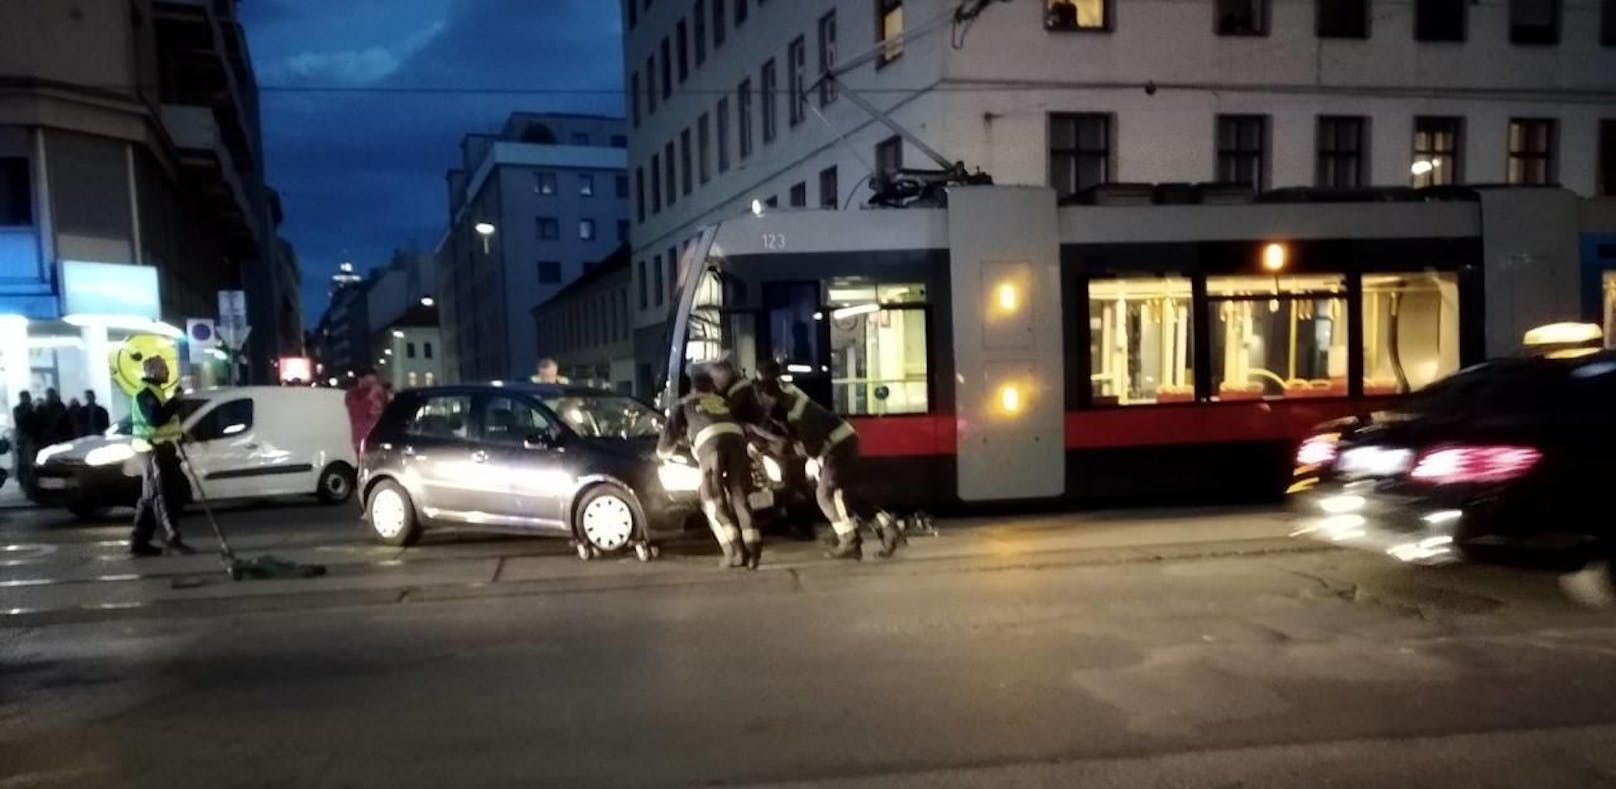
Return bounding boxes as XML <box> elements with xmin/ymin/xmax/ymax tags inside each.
<box><xmin>439</xmin><ymin>113</ymin><xmax>631</xmax><ymax>383</ymax></box>
<box><xmin>622</xmin><ymin>0</ymin><xmax>1616</xmax><ymax>389</ymax></box>
<box><xmin>0</xmin><ymin>0</ymin><xmax>299</xmax><ymax>421</ymax></box>
<box><xmin>531</xmin><ymin>245</ymin><xmax>635</xmax><ymax>392</ymax></box>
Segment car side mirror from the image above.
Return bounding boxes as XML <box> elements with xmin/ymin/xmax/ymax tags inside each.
<box><xmin>524</xmin><ymin>431</ymin><xmax>561</xmax><ymax>450</ymax></box>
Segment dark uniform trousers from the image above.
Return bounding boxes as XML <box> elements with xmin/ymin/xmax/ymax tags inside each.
<box><xmin>131</xmin><ymin>442</ymin><xmax>185</xmax><ymax>547</ymax></box>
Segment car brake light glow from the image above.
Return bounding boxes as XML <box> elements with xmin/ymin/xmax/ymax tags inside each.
<box><xmin>1295</xmin><ymin>433</ymin><xmax>1340</xmax><ymax>468</ymax></box>
<box><xmin>1409</xmin><ymin>445</ymin><xmax>1541</xmax><ymax>485</ymax></box>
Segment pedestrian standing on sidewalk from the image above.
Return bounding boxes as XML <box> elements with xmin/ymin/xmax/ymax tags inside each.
<box><xmin>80</xmin><ymin>390</ymin><xmax>110</xmax><ymax>437</ymax></box>
<box><xmin>11</xmin><ymin>391</ymin><xmax>37</xmax><ymax>491</ymax></box>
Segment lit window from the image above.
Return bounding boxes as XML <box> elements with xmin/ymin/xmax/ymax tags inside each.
<box><xmin>1604</xmin><ymin>272</ymin><xmax>1616</xmax><ymax>348</ymax></box>
<box><xmin>424</xmin><ymin>372</ymin><xmax>436</xmax><ymax>386</ymax></box>
<box><xmin>1209</xmin><ymin>275</ymin><xmax>1347</xmax><ymax>401</ymax></box>
<box><xmin>1089</xmin><ymin>278</ymin><xmax>1194</xmax><ymax>406</ymax></box>
<box><xmin>1507</xmin><ymin>118</ymin><xmax>1555</xmax><ymax>185</ymax></box>
<box><xmin>536</xmin><ymin>171</ymin><xmax>557</xmax><ymax>195</ymax></box>
<box><xmin>1045</xmin><ymin>0</ymin><xmax>1107</xmax><ymax>30</ymax></box>
<box><xmin>826</xmin><ymin>281</ymin><xmax>929</xmax><ymax>415</ymax></box>
<box><xmin>579</xmin><ymin>174</ymin><xmax>594</xmax><ymax>197</ymax></box>
<box><xmin>1362</xmin><ymin>273</ymin><xmax>1460</xmax><ymax>395</ymax></box>
<box><xmin>407</xmin><ymin>371</ymin><xmax>419</xmax><ymax>388</ymax></box>
<box><xmin>579</xmin><ymin>219</ymin><xmax>596</xmax><ymax>241</ymax></box>
<box><xmin>878</xmin><ymin>0</ymin><xmax>903</xmax><ymax>64</ymax></box>
<box><xmin>1412</xmin><ymin>117</ymin><xmax>1461</xmax><ymax>187</ymax></box>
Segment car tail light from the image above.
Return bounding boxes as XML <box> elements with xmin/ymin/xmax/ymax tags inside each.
<box><xmin>1409</xmin><ymin>445</ymin><xmax>1541</xmax><ymax>485</ymax></box>
<box><xmin>1295</xmin><ymin>433</ymin><xmax>1340</xmax><ymax>468</ymax></box>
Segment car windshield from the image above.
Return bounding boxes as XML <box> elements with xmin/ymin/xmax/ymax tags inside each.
<box><xmin>544</xmin><ymin>395</ymin><xmax>663</xmax><ymax>440</ymax></box>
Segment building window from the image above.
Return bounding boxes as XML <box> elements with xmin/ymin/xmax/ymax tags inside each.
<box><xmin>1216</xmin><ymin>115</ymin><xmax>1266</xmax><ymax>191</ymax></box>
<box><xmin>665</xmin><ymin>141</ymin><xmax>677</xmax><ymax>205</ymax></box>
<box><xmin>714</xmin><ymin>0</ymin><xmax>727</xmax><ymax>46</ymax></box>
<box><xmin>639</xmin><ymin>260</ymin><xmax>649</xmax><ymax>309</ymax></box>
<box><xmin>1415</xmin><ymin>0</ymin><xmax>1466</xmax><ymax>40</ymax></box>
<box><xmin>579</xmin><ymin>174</ymin><xmax>595</xmax><ymax>197</ymax></box>
<box><xmin>878</xmin><ymin>0</ymin><xmax>904</xmax><ymax>64</ymax></box>
<box><xmin>737</xmin><ymin>80</ymin><xmax>754</xmax><ymax>158</ymax></box>
<box><xmin>818</xmin><ymin>12</ymin><xmax>838</xmax><ymax>105</ymax></box>
<box><xmin>677</xmin><ymin>18</ymin><xmax>690</xmax><ymax>81</ymax></box>
<box><xmin>571</xmin><ymin>132</ymin><xmax>590</xmax><ymax>146</ymax></box>
<box><xmin>1089</xmin><ymin>277</ymin><xmax>1194</xmax><ymax>405</ymax></box>
<box><xmin>0</xmin><ymin>157</ymin><xmax>30</xmax><ymax>225</ymax></box>
<box><xmin>698</xmin><ymin>113</ymin><xmax>711</xmax><ymax>184</ymax></box>
<box><xmin>661</xmin><ymin>38</ymin><xmax>672</xmax><ymax>98</ymax></box>
<box><xmin>539</xmin><ymin>261</ymin><xmax>562</xmax><ymax>283</ymax></box>
<box><xmin>653</xmin><ymin>253</ymin><xmax>665</xmax><ymax>307</ymax></box>
<box><xmin>407</xmin><ymin>371</ymin><xmax>419</xmax><ymax>388</ymax></box>
<box><xmin>645</xmin><ymin>55</ymin><xmax>658</xmax><ymax>114</ymax></box>
<box><xmin>616</xmin><ymin>174</ymin><xmax>629</xmax><ymax>198</ymax></box>
<box><xmin>537</xmin><ymin>217</ymin><xmax>560</xmax><ymax>240</ymax></box>
<box><xmin>1045</xmin><ymin>0</ymin><xmax>1108</xmax><ymax>30</ymax></box>
<box><xmin>788</xmin><ymin>36</ymin><xmax>807</xmax><ymax>127</ymax></box>
<box><xmin>406</xmin><ymin>342</ymin><xmax>417</xmax><ymax>359</ymax></box>
<box><xmin>1049</xmin><ymin>113</ymin><xmax>1111</xmax><ymax>198</ymax></box>
<box><xmin>424</xmin><ymin>342</ymin><xmax>434</xmax><ymax>359</ymax></box>
<box><xmin>717</xmin><ymin>97</ymin><xmax>732</xmax><ymax>172</ymax></box>
<box><xmin>1210</xmin><ymin>275</ymin><xmax>1347</xmax><ymax>400</ymax></box>
<box><xmin>1363</xmin><ymin>273</ymin><xmax>1461</xmax><ymax>394</ymax></box>
<box><xmin>1412</xmin><ymin>116</ymin><xmax>1462</xmax><ymax>187</ymax></box>
<box><xmin>789</xmin><ymin>182</ymin><xmax>807</xmax><ymax>207</ymax></box>
<box><xmin>668</xmin><ymin>247</ymin><xmax>679</xmax><ymax>301</ymax></box>
<box><xmin>1316</xmin><ymin>116</ymin><xmax>1367</xmax><ymax>188</ymax></box>
<box><xmin>580</xmin><ymin>219</ymin><xmax>596</xmax><ymax>241</ymax></box>
<box><xmin>650</xmin><ymin>155</ymin><xmax>662</xmax><ymax>213</ymax></box>
<box><xmin>695</xmin><ymin>0</ymin><xmax>707</xmax><ymax>65</ymax></box>
<box><xmin>736</xmin><ymin>0</ymin><xmax>748</xmax><ymax>26</ymax></box>
<box><xmin>1317</xmin><ymin>0</ymin><xmax>1367</xmax><ymax>37</ymax></box>
<box><xmin>1599</xmin><ymin>120</ymin><xmax>1616</xmax><ymax>196</ymax></box>
<box><xmin>876</xmin><ymin>135</ymin><xmax>903</xmax><ymax>177</ymax></box>
<box><xmin>825</xmin><ymin>281</ymin><xmax>930</xmax><ymax>415</ymax></box>
<box><xmin>761</xmin><ymin>59</ymin><xmax>778</xmax><ymax>143</ymax></box>
<box><xmin>820</xmin><ymin>165</ymin><xmax>839</xmax><ymax>208</ymax></box>
<box><xmin>618</xmin><ymin>219</ymin><xmax>631</xmax><ymax>243</ymax></box>
<box><xmin>1604</xmin><ymin>0</ymin><xmax>1616</xmax><ymax>46</ymax></box>
<box><xmin>536</xmin><ymin>171</ymin><xmax>557</xmax><ymax>195</ymax></box>
<box><xmin>631</xmin><ymin>72</ymin><xmax>641</xmax><ymax>127</ymax></box>
<box><xmin>627</xmin><ymin>0</ymin><xmax>637</xmax><ymax>29</ymax></box>
<box><xmin>611</xmin><ymin>135</ymin><xmax>627</xmax><ymax>148</ymax></box>
<box><xmin>1507</xmin><ymin>118</ymin><xmax>1556</xmax><ymax>184</ymax></box>
<box><xmin>1217</xmin><ymin>0</ymin><xmax>1268</xmax><ymax>35</ymax></box>
<box><xmin>680</xmin><ymin>128</ymin><xmax>693</xmax><ymax>195</ymax></box>
<box><xmin>1510</xmin><ymin>0</ymin><xmax>1559</xmax><ymax>44</ymax></box>
<box><xmin>765</xmin><ymin>195</ymin><xmax>779</xmax><ymax>208</ymax></box>
<box><xmin>424</xmin><ymin>371</ymin><xmax>436</xmax><ymax>385</ymax></box>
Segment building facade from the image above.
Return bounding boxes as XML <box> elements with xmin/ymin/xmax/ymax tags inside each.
<box><xmin>0</xmin><ymin>0</ymin><xmax>298</xmax><ymax>429</ymax></box>
<box><xmin>622</xmin><ymin>0</ymin><xmax>1616</xmax><ymax>389</ymax></box>
<box><xmin>531</xmin><ymin>245</ymin><xmax>635</xmax><ymax>392</ymax></box>
<box><xmin>440</xmin><ymin>113</ymin><xmax>631</xmax><ymax>383</ymax></box>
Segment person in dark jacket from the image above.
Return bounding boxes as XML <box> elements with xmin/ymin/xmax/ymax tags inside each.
<box><xmin>80</xmin><ymin>390</ymin><xmax>111</xmax><ymax>437</ymax></box>
<box><xmin>12</xmin><ymin>391</ymin><xmax>37</xmax><ymax>490</ymax></box>
<box><xmin>129</xmin><ymin>356</ymin><xmax>194</xmax><ymax>557</ymax></box>
<box><xmin>658</xmin><ymin>369</ymin><xmax>759</xmax><ymax>568</ymax></box>
<box><xmin>37</xmin><ymin>388</ymin><xmax>67</xmax><ymax>446</ymax></box>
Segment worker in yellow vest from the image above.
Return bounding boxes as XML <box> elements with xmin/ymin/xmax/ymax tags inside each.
<box><xmin>129</xmin><ymin>356</ymin><xmax>194</xmax><ymax>557</ymax></box>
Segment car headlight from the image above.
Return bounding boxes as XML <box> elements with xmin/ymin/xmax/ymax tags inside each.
<box><xmin>656</xmin><ymin>460</ymin><xmax>703</xmax><ymax>492</ymax></box>
<box><xmin>85</xmin><ymin>444</ymin><xmax>137</xmax><ymax>467</ymax></box>
<box><xmin>33</xmin><ymin>443</ymin><xmax>72</xmax><ymax>466</ymax></box>
<box><xmin>804</xmin><ymin>458</ymin><xmax>820</xmax><ymax>480</ymax></box>
<box><xmin>761</xmin><ymin>455</ymin><xmax>783</xmax><ymax>484</ymax></box>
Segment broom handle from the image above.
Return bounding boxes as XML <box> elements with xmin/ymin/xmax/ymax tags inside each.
<box><xmin>174</xmin><ymin>439</ymin><xmax>233</xmax><ymax>558</ymax></box>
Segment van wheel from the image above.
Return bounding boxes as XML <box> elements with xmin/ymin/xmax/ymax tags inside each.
<box><xmin>367</xmin><ymin>480</ymin><xmax>420</xmax><ymax>546</ymax></box>
<box><xmin>316</xmin><ymin>463</ymin><xmax>357</xmax><ymax>504</ymax></box>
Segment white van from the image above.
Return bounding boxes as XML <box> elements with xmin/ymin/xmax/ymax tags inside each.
<box><xmin>32</xmin><ymin>386</ymin><xmax>358</xmax><ymax>518</ymax></box>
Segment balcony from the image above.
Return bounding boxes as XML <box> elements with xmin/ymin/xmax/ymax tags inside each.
<box><xmin>161</xmin><ymin>103</ymin><xmax>260</xmax><ymax>254</ymax></box>
<box><xmin>153</xmin><ymin>0</ymin><xmax>257</xmax><ymax>176</ymax></box>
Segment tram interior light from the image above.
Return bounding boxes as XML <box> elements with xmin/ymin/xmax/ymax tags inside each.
<box><xmin>830</xmin><ymin>303</ymin><xmax>880</xmax><ymax>320</ymax></box>
<box><xmin>998</xmin><ymin>383</ymin><xmax>1023</xmax><ymax>415</ymax></box>
<box><xmin>996</xmin><ymin>281</ymin><xmax>1020</xmax><ymax>313</ymax></box>
<box><xmin>1262</xmin><ymin>243</ymin><xmax>1288</xmax><ymax>272</ymax></box>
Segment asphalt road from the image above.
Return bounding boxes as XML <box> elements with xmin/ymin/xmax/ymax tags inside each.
<box><xmin>3</xmin><ymin>500</ymin><xmax>1616</xmax><ymax>788</ymax></box>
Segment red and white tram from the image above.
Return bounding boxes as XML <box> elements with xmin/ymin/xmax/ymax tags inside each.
<box><xmin>663</xmin><ymin>185</ymin><xmax>1588</xmax><ymax>508</ymax></box>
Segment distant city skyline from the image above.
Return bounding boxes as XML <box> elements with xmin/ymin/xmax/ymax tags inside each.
<box><xmin>238</xmin><ymin>0</ymin><xmax>625</xmax><ymax>322</ymax></box>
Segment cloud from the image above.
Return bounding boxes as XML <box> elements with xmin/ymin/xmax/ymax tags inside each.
<box><xmin>263</xmin><ymin>21</ymin><xmax>446</xmax><ymax>86</ymax></box>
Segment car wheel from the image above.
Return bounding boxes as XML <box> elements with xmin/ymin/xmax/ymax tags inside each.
<box><xmin>316</xmin><ymin>462</ymin><xmax>357</xmax><ymax>504</ymax></box>
<box><xmin>68</xmin><ymin>501</ymin><xmax>105</xmax><ymax>522</ymax></box>
<box><xmin>367</xmin><ymin>480</ymin><xmax>420</xmax><ymax>546</ymax></box>
<box><xmin>575</xmin><ymin>484</ymin><xmax>638</xmax><ymax>553</ymax></box>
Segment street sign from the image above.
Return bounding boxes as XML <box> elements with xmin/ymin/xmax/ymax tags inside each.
<box><xmin>217</xmin><ymin>290</ymin><xmax>248</xmax><ymax>348</ymax></box>
<box><xmin>186</xmin><ymin>319</ymin><xmax>218</xmax><ymax>365</ymax></box>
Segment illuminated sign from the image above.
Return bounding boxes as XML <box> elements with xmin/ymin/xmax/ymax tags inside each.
<box><xmin>61</xmin><ymin>261</ymin><xmax>160</xmax><ymax>319</ymax></box>
<box><xmin>278</xmin><ymin>357</ymin><xmax>313</xmax><ymax>383</ymax></box>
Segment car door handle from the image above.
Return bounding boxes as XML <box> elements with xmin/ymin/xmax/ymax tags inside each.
<box><xmin>244</xmin><ymin>443</ymin><xmax>259</xmax><ymax>450</ymax></box>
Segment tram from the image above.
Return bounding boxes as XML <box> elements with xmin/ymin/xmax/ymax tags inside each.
<box><xmin>662</xmin><ymin>185</ymin><xmax>1596</xmax><ymax>508</ymax></box>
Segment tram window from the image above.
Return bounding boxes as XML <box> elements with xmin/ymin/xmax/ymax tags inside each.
<box><xmin>1362</xmin><ymin>273</ymin><xmax>1460</xmax><ymax>394</ymax></box>
<box><xmin>826</xmin><ymin>280</ymin><xmax>929</xmax><ymax>415</ymax></box>
<box><xmin>1208</xmin><ymin>275</ymin><xmax>1346</xmax><ymax>401</ymax></box>
<box><xmin>1088</xmin><ymin>278</ymin><xmax>1194</xmax><ymax>406</ymax></box>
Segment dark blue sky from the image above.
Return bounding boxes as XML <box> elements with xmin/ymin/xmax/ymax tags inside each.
<box><xmin>238</xmin><ymin>0</ymin><xmax>625</xmax><ymax>325</ymax></box>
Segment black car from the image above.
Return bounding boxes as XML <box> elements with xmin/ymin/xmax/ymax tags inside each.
<box><xmin>1291</xmin><ymin>351</ymin><xmax>1616</xmax><ymax>572</ymax></box>
<box><xmin>359</xmin><ymin>383</ymin><xmax>704</xmax><ymax>560</ymax></box>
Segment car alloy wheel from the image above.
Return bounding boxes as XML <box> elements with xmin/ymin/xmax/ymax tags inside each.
<box><xmin>581</xmin><ymin>494</ymin><xmax>634</xmax><ymax>552</ymax></box>
<box><xmin>371</xmin><ymin>487</ymin><xmax>408</xmax><ymax>540</ymax></box>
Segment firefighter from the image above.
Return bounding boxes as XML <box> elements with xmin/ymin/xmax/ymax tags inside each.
<box><xmin>657</xmin><ymin>368</ymin><xmax>760</xmax><ymax>569</ymax></box>
<box><xmin>754</xmin><ymin>373</ymin><xmax>903</xmax><ymax>560</ymax></box>
<box><xmin>128</xmin><ymin>355</ymin><xmax>194</xmax><ymax>557</ymax></box>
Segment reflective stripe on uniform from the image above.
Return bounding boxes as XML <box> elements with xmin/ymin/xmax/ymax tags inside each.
<box><xmin>741</xmin><ymin>528</ymin><xmax>761</xmax><ymax>544</ymax></box>
<box><xmin>693</xmin><ymin>422</ymin><xmax>744</xmax><ymax>453</ymax></box>
<box><xmin>728</xmin><ymin>379</ymin><xmax>753</xmax><ymax>395</ymax></box>
<box><xmin>786</xmin><ymin>394</ymin><xmax>809</xmax><ymax>422</ymax></box>
<box><xmin>832</xmin><ymin>488</ymin><xmax>850</xmax><ymax>522</ymax></box>
<box><xmin>823</xmin><ymin>421</ymin><xmax>855</xmax><ymax>452</ymax></box>
<box><xmin>831</xmin><ymin>519</ymin><xmax>858</xmax><ymax>537</ymax></box>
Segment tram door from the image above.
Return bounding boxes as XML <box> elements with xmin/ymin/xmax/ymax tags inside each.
<box><xmin>947</xmin><ymin>186</ymin><xmax>1065</xmax><ymax>502</ymax></box>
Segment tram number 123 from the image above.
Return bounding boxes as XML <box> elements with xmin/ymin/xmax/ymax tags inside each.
<box><xmin>762</xmin><ymin>233</ymin><xmax>786</xmax><ymax>251</ymax></box>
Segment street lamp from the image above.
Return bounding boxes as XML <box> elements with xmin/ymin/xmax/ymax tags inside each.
<box><xmin>474</xmin><ymin>221</ymin><xmax>496</xmax><ymax>254</ymax></box>
<box><xmin>420</xmin><ymin>296</ymin><xmax>436</xmax><ymax>308</ymax></box>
